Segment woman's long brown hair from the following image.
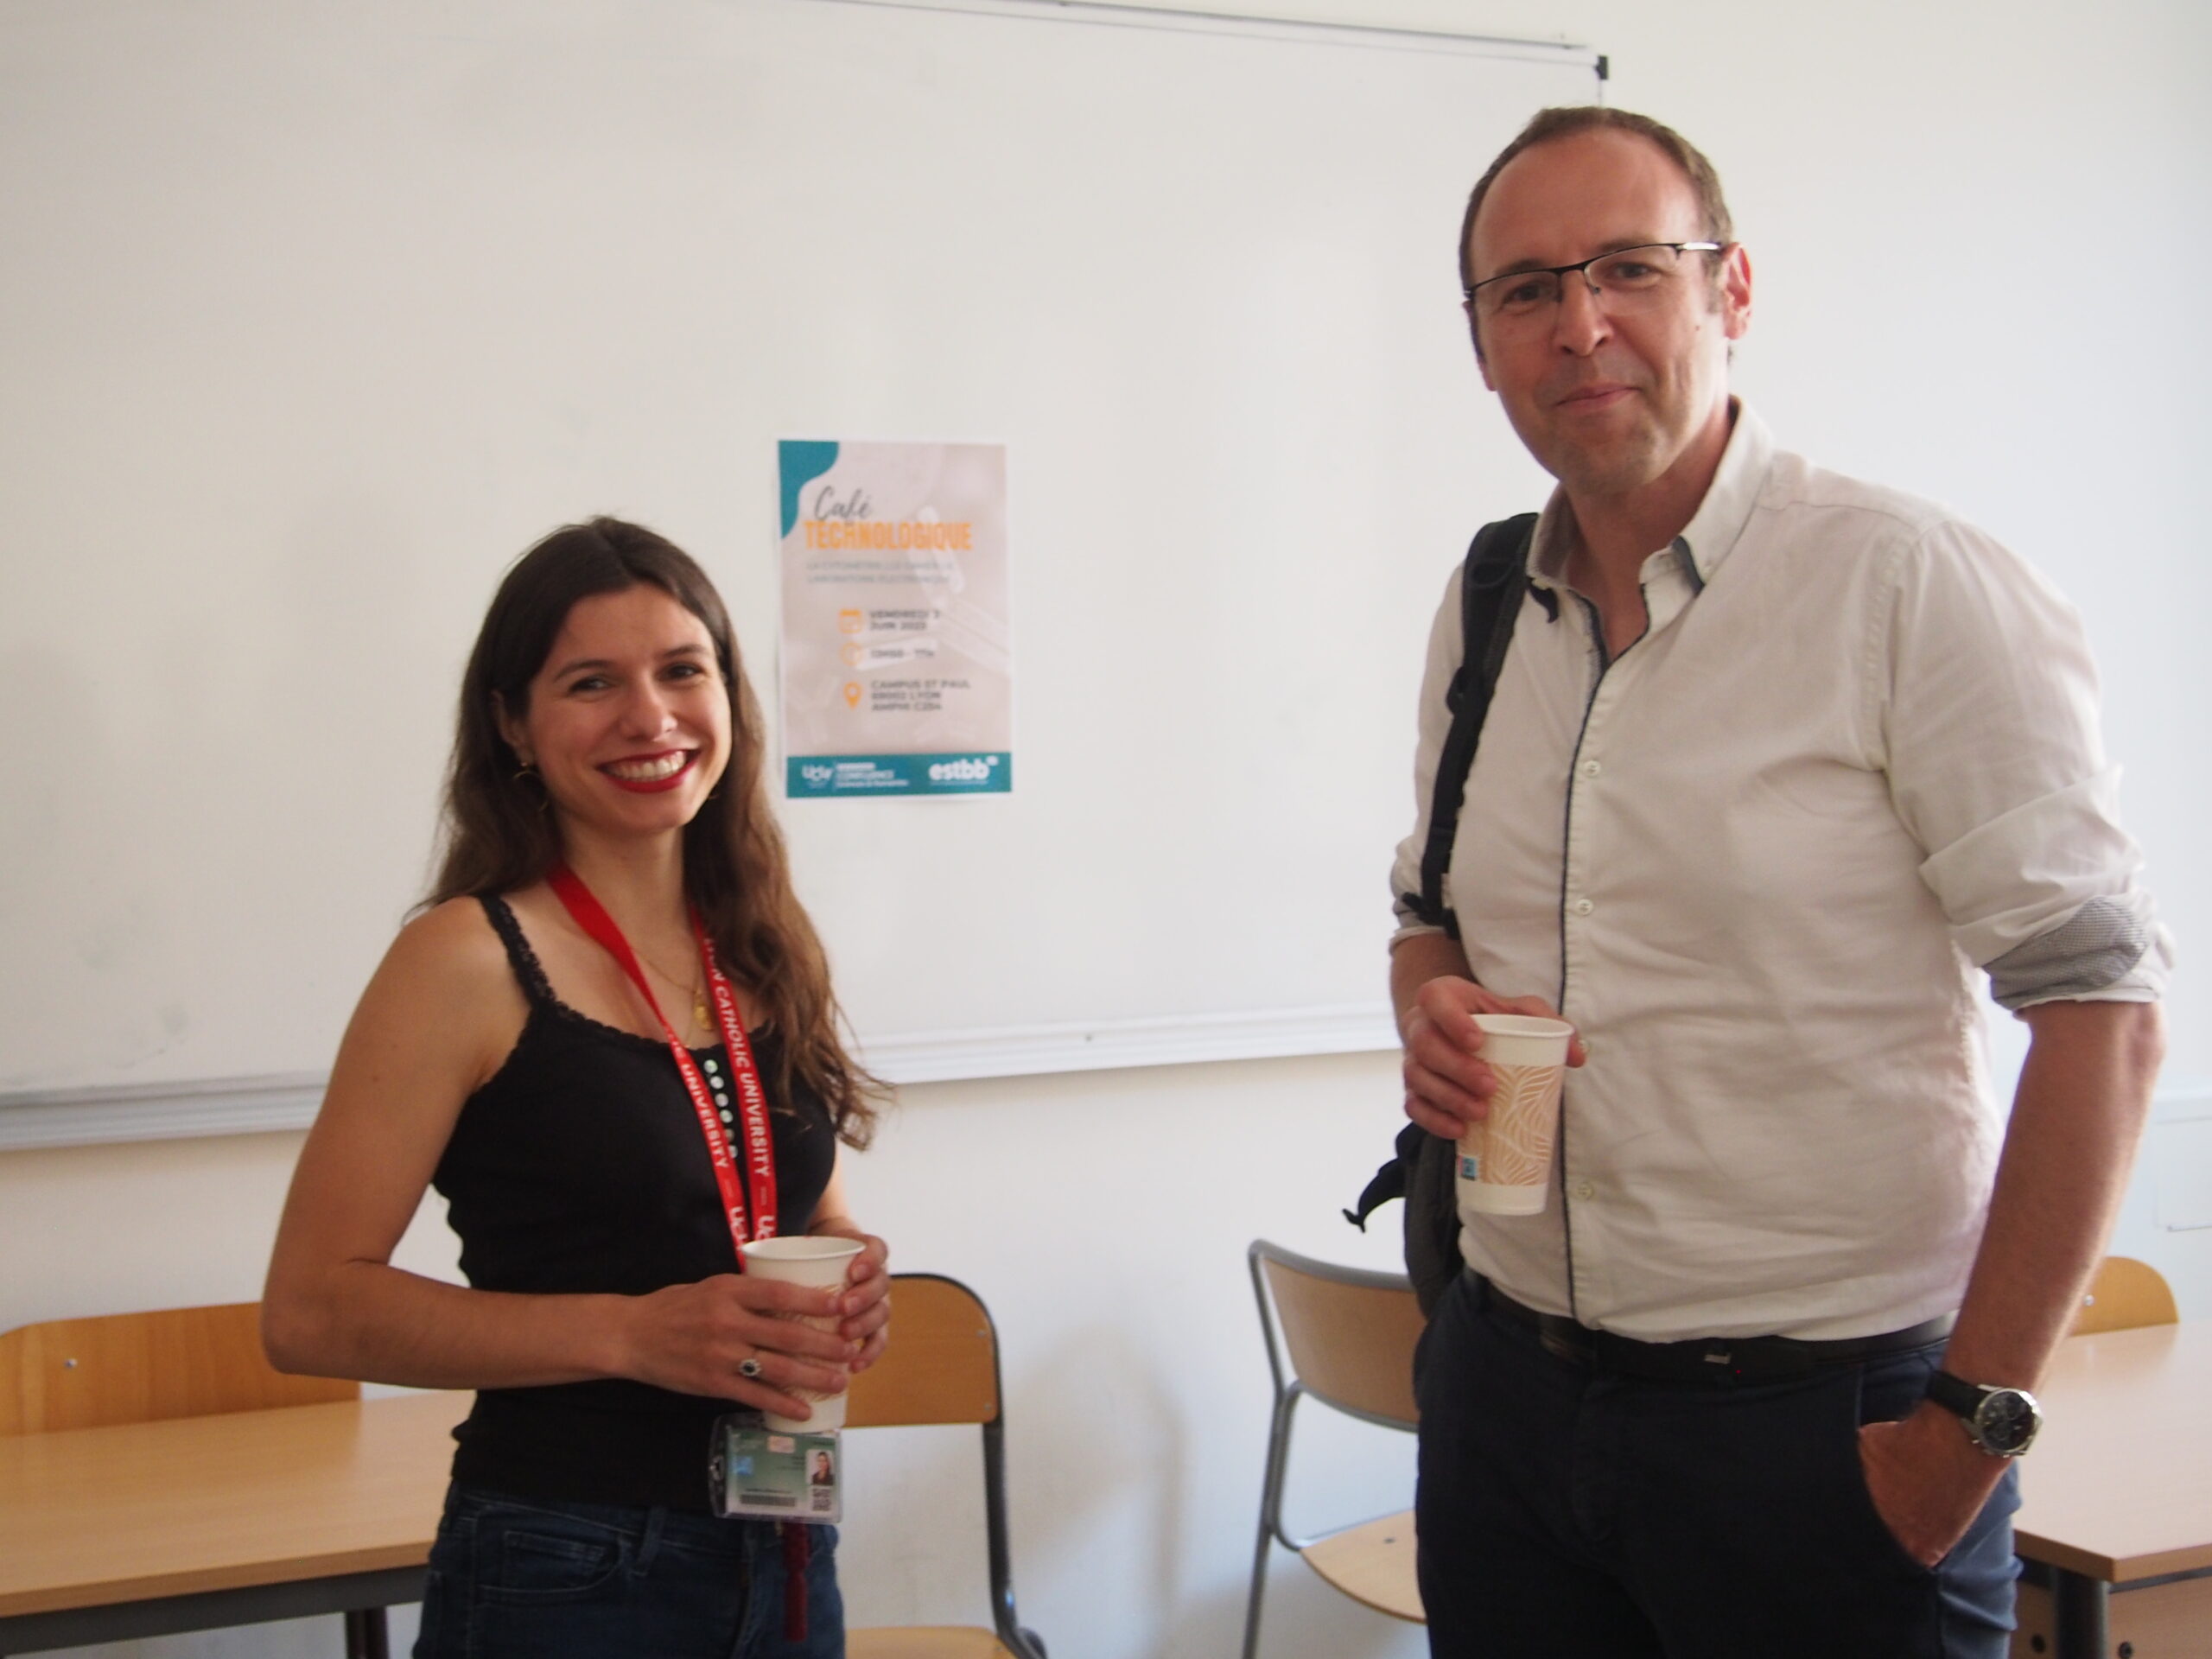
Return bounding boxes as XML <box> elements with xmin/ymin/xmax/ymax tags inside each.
<box><xmin>428</xmin><ymin>517</ymin><xmax>881</xmax><ymax>1147</ymax></box>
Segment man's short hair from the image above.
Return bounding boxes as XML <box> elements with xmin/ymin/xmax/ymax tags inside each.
<box><xmin>1458</xmin><ymin>106</ymin><xmax>1734</xmax><ymax>289</ymax></box>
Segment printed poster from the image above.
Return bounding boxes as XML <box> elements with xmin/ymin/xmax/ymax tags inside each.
<box><xmin>779</xmin><ymin>441</ymin><xmax>1012</xmax><ymax>798</ymax></box>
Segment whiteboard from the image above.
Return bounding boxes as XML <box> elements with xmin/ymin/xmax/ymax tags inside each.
<box><xmin>0</xmin><ymin>0</ymin><xmax>1596</xmax><ymax>1098</ymax></box>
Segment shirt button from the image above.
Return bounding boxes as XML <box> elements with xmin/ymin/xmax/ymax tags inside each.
<box><xmin>1573</xmin><ymin>1181</ymin><xmax>1596</xmax><ymax>1201</ymax></box>
<box><xmin>1580</xmin><ymin>760</ymin><xmax>1602</xmax><ymax>779</ymax></box>
<box><xmin>1573</xmin><ymin>898</ymin><xmax>1595</xmax><ymax>916</ymax></box>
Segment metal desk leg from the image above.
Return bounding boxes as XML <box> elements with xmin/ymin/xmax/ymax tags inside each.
<box><xmin>344</xmin><ymin>1607</ymin><xmax>391</xmax><ymax>1659</ymax></box>
<box><xmin>2051</xmin><ymin>1567</ymin><xmax>2108</xmax><ymax>1659</ymax></box>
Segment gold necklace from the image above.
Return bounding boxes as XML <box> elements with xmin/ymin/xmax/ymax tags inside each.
<box><xmin>635</xmin><ymin>944</ymin><xmax>712</xmax><ymax>1033</ymax></box>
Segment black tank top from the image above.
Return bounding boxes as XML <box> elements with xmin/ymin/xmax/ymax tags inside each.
<box><xmin>432</xmin><ymin>895</ymin><xmax>838</xmax><ymax>1511</ymax></box>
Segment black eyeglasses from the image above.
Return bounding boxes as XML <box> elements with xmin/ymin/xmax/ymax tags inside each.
<box><xmin>1464</xmin><ymin>242</ymin><xmax>1726</xmax><ymax>323</ymax></box>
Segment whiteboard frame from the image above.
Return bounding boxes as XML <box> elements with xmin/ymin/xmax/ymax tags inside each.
<box><xmin>4</xmin><ymin>1067</ymin><xmax>2209</xmax><ymax>1155</ymax></box>
<box><xmin>0</xmin><ymin>1003</ymin><xmax>1399</xmax><ymax>1149</ymax></box>
<box><xmin>815</xmin><ymin>0</ymin><xmax>1602</xmax><ymax>69</ymax></box>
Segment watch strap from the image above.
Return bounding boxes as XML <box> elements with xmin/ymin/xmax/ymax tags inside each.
<box><xmin>1923</xmin><ymin>1369</ymin><xmax>1983</xmax><ymax>1421</ymax></box>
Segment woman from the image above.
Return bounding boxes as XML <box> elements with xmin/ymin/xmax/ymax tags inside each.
<box><xmin>264</xmin><ymin>517</ymin><xmax>887</xmax><ymax>1659</ymax></box>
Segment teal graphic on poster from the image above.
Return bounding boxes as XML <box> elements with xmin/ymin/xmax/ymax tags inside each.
<box><xmin>785</xmin><ymin>753</ymin><xmax>1011</xmax><ymax>798</ymax></box>
<box><xmin>779</xmin><ymin>442</ymin><xmax>1012</xmax><ymax>798</ymax></box>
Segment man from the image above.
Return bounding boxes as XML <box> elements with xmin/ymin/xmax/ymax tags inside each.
<box><xmin>1390</xmin><ymin>106</ymin><xmax>2169</xmax><ymax>1658</ymax></box>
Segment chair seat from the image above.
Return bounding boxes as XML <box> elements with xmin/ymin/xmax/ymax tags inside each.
<box><xmin>1300</xmin><ymin>1509</ymin><xmax>1424</xmax><ymax>1622</ymax></box>
<box><xmin>849</xmin><ymin>1624</ymin><xmax>1024</xmax><ymax>1658</ymax></box>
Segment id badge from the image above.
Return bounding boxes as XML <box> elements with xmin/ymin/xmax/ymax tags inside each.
<box><xmin>710</xmin><ymin>1415</ymin><xmax>842</xmax><ymax>1525</ymax></box>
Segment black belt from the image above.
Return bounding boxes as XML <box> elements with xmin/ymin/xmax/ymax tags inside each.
<box><xmin>1482</xmin><ymin>1279</ymin><xmax>1955</xmax><ymax>1386</ymax></box>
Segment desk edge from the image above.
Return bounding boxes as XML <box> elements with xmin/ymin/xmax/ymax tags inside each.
<box><xmin>0</xmin><ymin>1541</ymin><xmax>434</xmax><ymax>1619</ymax></box>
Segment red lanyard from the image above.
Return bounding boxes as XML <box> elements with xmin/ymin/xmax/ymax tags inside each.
<box><xmin>545</xmin><ymin>863</ymin><xmax>779</xmax><ymax>1261</ymax></box>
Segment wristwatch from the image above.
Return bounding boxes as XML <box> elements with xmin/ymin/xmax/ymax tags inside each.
<box><xmin>1924</xmin><ymin>1370</ymin><xmax>2043</xmax><ymax>1458</ymax></box>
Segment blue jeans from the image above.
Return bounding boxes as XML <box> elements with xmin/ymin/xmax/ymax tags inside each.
<box><xmin>415</xmin><ymin>1483</ymin><xmax>844</xmax><ymax>1659</ymax></box>
<box><xmin>1414</xmin><ymin>1273</ymin><xmax>2019</xmax><ymax>1658</ymax></box>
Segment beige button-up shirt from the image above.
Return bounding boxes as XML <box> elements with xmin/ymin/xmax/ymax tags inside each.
<box><xmin>1391</xmin><ymin>405</ymin><xmax>2169</xmax><ymax>1342</ymax></box>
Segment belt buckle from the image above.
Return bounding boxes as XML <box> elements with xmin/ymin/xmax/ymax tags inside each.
<box><xmin>1702</xmin><ymin>1337</ymin><xmax>1814</xmax><ymax>1386</ymax></box>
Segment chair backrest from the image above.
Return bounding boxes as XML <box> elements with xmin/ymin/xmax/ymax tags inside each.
<box><xmin>841</xmin><ymin>1274</ymin><xmax>1043</xmax><ymax>1659</ymax></box>
<box><xmin>0</xmin><ymin>1301</ymin><xmax>357</xmax><ymax>1435</ymax></box>
<box><xmin>2069</xmin><ymin>1255</ymin><xmax>2178</xmax><ymax>1337</ymax></box>
<box><xmin>1251</xmin><ymin>1241</ymin><xmax>1423</xmax><ymax>1429</ymax></box>
<box><xmin>845</xmin><ymin>1274</ymin><xmax>1000</xmax><ymax>1427</ymax></box>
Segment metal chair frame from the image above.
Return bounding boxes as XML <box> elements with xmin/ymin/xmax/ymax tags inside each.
<box><xmin>1241</xmin><ymin>1240</ymin><xmax>1422</xmax><ymax>1659</ymax></box>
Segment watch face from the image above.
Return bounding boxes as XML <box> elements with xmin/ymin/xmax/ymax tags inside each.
<box><xmin>1974</xmin><ymin>1389</ymin><xmax>2041</xmax><ymax>1456</ymax></box>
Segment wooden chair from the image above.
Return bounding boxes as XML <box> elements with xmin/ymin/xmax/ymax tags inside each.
<box><xmin>0</xmin><ymin>1301</ymin><xmax>353</xmax><ymax>1435</ymax></box>
<box><xmin>0</xmin><ymin>1302</ymin><xmax>388</xmax><ymax>1656</ymax></box>
<box><xmin>1241</xmin><ymin>1240</ymin><xmax>1427</xmax><ymax>1659</ymax></box>
<box><xmin>2068</xmin><ymin>1255</ymin><xmax>2178</xmax><ymax>1337</ymax></box>
<box><xmin>844</xmin><ymin>1274</ymin><xmax>1046</xmax><ymax>1659</ymax></box>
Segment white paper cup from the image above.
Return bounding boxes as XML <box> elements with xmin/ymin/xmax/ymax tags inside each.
<box><xmin>738</xmin><ymin>1234</ymin><xmax>864</xmax><ymax>1430</ymax></box>
<box><xmin>1458</xmin><ymin>1014</ymin><xmax>1573</xmax><ymax>1216</ymax></box>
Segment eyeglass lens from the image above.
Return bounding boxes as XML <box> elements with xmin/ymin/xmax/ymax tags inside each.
<box><xmin>1476</xmin><ymin>244</ymin><xmax>1700</xmax><ymax>321</ymax></box>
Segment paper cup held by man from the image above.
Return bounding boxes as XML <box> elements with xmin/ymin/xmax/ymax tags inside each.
<box><xmin>1457</xmin><ymin>1014</ymin><xmax>1572</xmax><ymax>1216</ymax></box>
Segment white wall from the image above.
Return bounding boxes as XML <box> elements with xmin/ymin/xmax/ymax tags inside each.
<box><xmin>3</xmin><ymin>2</ymin><xmax>2207</xmax><ymax>1657</ymax></box>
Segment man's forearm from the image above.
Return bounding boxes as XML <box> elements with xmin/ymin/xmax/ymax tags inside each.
<box><xmin>1942</xmin><ymin>998</ymin><xmax>2164</xmax><ymax>1389</ymax></box>
<box><xmin>1857</xmin><ymin>998</ymin><xmax>2163</xmax><ymax>1562</ymax></box>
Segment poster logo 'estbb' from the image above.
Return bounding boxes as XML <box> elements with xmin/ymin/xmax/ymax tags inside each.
<box><xmin>928</xmin><ymin>757</ymin><xmax>1000</xmax><ymax>784</ymax></box>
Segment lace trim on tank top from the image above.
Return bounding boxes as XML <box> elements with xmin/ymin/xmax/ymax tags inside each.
<box><xmin>478</xmin><ymin>893</ymin><xmax>714</xmax><ymax>1059</ymax></box>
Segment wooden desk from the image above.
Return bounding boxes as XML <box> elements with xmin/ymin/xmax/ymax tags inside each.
<box><xmin>0</xmin><ymin>1390</ymin><xmax>467</xmax><ymax>1655</ymax></box>
<box><xmin>2012</xmin><ymin>1322</ymin><xmax>2212</xmax><ymax>1659</ymax></box>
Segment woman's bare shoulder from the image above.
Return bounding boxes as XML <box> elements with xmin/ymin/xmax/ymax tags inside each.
<box><xmin>382</xmin><ymin>894</ymin><xmax>511</xmax><ymax>983</ymax></box>
<box><xmin>333</xmin><ymin>896</ymin><xmax>526</xmax><ymax>1106</ymax></box>
<box><xmin>352</xmin><ymin>895</ymin><xmax>525</xmax><ymax>1046</ymax></box>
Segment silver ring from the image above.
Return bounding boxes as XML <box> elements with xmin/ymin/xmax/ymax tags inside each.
<box><xmin>737</xmin><ymin>1356</ymin><xmax>764</xmax><ymax>1380</ymax></box>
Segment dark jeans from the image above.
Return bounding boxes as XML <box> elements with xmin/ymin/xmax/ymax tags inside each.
<box><xmin>415</xmin><ymin>1483</ymin><xmax>844</xmax><ymax>1659</ymax></box>
<box><xmin>1414</xmin><ymin>1273</ymin><xmax>2019</xmax><ymax>1658</ymax></box>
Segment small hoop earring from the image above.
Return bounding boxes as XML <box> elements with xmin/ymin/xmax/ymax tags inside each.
<box><xmin>512</xmin><ymin>762</ymin><xmax>550</xmax><ymax>812</ymax></box>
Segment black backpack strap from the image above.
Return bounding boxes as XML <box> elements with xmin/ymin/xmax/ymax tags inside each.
<box><xmin>1358</xmin><ymin>512</ymin><xmax>1537</xmax><ymax>1311</ymax></box>
<box><xmin>1406</xmin><ymin>512</ymin><xmax>1537</xmax><ymax>940</ymax></box>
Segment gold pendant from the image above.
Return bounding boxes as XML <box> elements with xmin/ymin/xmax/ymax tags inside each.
<box><xmin>696</xmin><ymin>993</ymin><xmax>713</xmax><ymax>1032</ymax></box>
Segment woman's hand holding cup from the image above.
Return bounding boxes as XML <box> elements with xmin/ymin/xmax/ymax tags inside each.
<box><xmin>809</xmin><ymin>1225</ymin><xmax>892</xmax><ymax>1372</ymax></box>
<box><xmin>619</xmin><ymin>1270</ymin><xmax>859</xmax><ymax>1422</ymax></box>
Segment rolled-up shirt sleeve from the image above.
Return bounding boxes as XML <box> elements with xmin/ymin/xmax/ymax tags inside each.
<box><xmin>1389</xmin><ymin>563</ymin><xmax>1467</xmax><ymax>947</ymax></box>
<box><xmin>1879</xmin><ymin>518</ymin><xmax>2173</xmax><ymax>1009</ymax></box>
